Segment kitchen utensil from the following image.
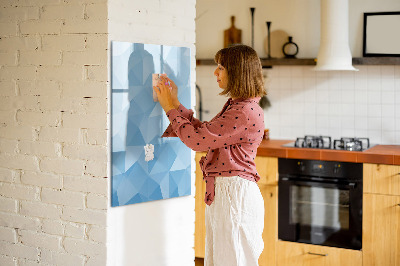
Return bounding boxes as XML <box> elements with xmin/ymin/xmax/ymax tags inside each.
<box><xmin>266</xmin><ymin>21</ymin><xmax>272</xmax><ymax>58</ymax></box>
<box><xmin>224</xmin><ymin>16</ymin><xmax>242</xmax><ymax>48</ymax></box>
<box><xmin>250</xmin><ymin>7</ymin><xmax>255</xmax><ymax>48</ymax></box>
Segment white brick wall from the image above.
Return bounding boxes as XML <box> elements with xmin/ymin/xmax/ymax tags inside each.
<box><xmin>64</xmin><ymin>222</ymin><xmax>85</xmax><ymax>239</ymax></box>
<box><xmin>0</xmin><ymin>0</ymin><xmax>108</xmax><ymax>265</ymax></box>
<box><xmin>42</xmin><ymin>219</ymin><xmax>64</xmax><ymax>236</ymax></box>
<box><xmin>40</xmin><ymin>249</ymin><xmax>85</xmax><ymax>266</ymax></box>
<box><xmin>1</xmin><ymin>0</ymin><xmax>198</xmax><ymax>264</ymax></box>
<box><xmin>0</xmin><ymin>226</ymin><xmax>17</xmax><ymax>243</ymax></box>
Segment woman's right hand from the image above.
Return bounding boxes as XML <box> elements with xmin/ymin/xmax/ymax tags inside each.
<box><xmin>161</xmin><ymin>76</ymin><xmax>180</xmax><ymax>108</ymax></box>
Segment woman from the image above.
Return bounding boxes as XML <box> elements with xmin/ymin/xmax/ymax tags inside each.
<box><xmin>154</xmin><ymin>44</ymin><xmax>266</xmax><ymax>266</ymax></box>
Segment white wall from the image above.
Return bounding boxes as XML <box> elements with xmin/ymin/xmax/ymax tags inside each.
<box><xmin>197</xmin><ymin>65</ymin><xmax>400</xmax><ymax>145</ymax></box>
<box><xmin>196</xmin><ymin>0</ymin><xmax>400</xmax><ymax>58</ymax></box>
<box><xmin>0</xmin><ymin>0</ymin><xmax>108</xmax><ymax>265</ymax></box>
<box><xmin>107</xmin><ymin>1</ymin><xmax>196</xmax><ymax>266</ymax></box>
<box><xmin>196</xmin><ymin>0</ymin><xmax>400</xmax><ymax>145</ymax></box>
<box><xmin>263</xmin><ymin>65</ymin><xmax>400</xmax><ymax>144</ymax></box>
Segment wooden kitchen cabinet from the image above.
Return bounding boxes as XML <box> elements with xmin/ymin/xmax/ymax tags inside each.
<box><xmin>364</xmin><ymin>163</ymin><xmax>400</xmax><ymax>196</ymax></box>
<box><xmin>363</xmin><ymin>193</ymin><xmax>400</xmax><ymax>266</ymax></box>
<box><xmin>195</xmin><ymin>152</ymin><xmax>207</xmax><ymax>258</ymax></box>
<box><xmin>363</xmin><ymin>163</ymin><xmax>400</xmax><ymax>266</ymax></box>
<box><xmin>256</xmin><ymin>156</ymin><xmax>278</xmax><ymax>266</ymax></box>
<box><xmin>258</xmin><ymin>184</ymin><xmax>278</xmax><ymax>266</ymax></box>
<box><xmin>276</xmin><ymin>241</ymin><xmax>362</xmax><ymax>266</ymax></box>
<box><xmin>255</xmin><ymin>156</ymin><xmax>278</xmax><ymax>186</ymax></box>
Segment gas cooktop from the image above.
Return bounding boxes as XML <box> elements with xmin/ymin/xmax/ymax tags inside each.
<box><xmin>282</xmin><ymin>135</ymin><xmax>374</xmax><ymax>151</ymax></box>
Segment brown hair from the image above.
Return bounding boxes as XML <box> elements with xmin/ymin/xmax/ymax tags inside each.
<box><xmin>214</xmin><ymin>44</ymin><xmax>266</xmax><ymax>99</ymax></box>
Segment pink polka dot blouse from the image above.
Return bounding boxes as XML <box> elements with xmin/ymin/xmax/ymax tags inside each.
<box><xmin>162</xmin><ymin>97</ymin><xmax>265</xmax><ymax>205</ymax></box>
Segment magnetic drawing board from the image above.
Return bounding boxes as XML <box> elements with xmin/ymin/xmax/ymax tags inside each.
<box><xmin>111</xmin><ymin>41</ymin><xmax>191</xmax><ymax>207</ymax></box>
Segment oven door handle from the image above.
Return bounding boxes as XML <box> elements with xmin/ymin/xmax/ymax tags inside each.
<box><xmin>280</xmin><ymin>177</ymin><xmax>356</xmax><ymax>189</ymax></box>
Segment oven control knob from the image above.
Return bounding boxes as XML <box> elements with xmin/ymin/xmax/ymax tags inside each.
<box><xmin>334</xmin><ymin>164</ymin><xmax>341</xmax><ymax>174</ymax></box>
<box><xmin>298</xmin><ymin>161</ymin><xmax>305</xmax><ymax>171</ymax></box>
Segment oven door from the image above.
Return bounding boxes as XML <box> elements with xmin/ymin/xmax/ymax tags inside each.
<box><xmin>278</xmin><ymin>176</ymin><xmax>362</xmax><ymax>250</ymax></box>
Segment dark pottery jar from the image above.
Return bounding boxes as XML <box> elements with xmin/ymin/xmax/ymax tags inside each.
<box><xmin>282</xmin><ymin>36</ymin><xmax>298</xmax><ymax>58</ymax></box>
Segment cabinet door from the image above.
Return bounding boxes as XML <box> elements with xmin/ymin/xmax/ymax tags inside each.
<box><xmin>259</xmin><ymin>185</ymin><xmax>278</xmax><ymax>266</ymax></box>
<box><xmin>363</xmin><ymin>193</ymin><xmax>400</xmax><ymax>266</ymax></box>
<box><xmin>364</xmin><ymin>164</ymin><xmax>400</xmax><ymax>196</ymax></box>
<box><xmin>195</xmin><ymin>152</ymin><xmax>207</xmax><ymax>258</ymax></box>
<box><xmin>277</xmin><ymin>241</ymin><xmax>362</xmax><ymax>266</ymax></box>
<box><xmin>255</xmin><ymin>156</ymin><xmax>278</xmax><ymax>186</ymax></box>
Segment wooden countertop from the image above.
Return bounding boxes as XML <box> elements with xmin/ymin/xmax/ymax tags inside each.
<box><xmin>256</xmin><ymin>139</ymin><xmax>400</xmax><ymax>165</ymax></box>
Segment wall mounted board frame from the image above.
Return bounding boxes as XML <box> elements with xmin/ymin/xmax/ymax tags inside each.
<box><xmin>111</xmin><ymin>41</ymin><xmax>192</xmax><ymax>207</ymax></box>
<box><xmin>363</xmin><ymin>11</ymin><xmax>400</xmax><ymax>57</ymax></box>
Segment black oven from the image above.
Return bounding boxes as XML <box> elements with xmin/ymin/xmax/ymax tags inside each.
<box><xmin>278</xmin><ymin>158</ymin><xmax>363</xmax><ymax>250</ymax></box>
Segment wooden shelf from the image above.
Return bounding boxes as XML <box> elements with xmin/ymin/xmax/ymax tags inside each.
<box><xmin>352</xmin><ymin>57</ymin><xmax>400</xmax><ymax>65</ymax></box>
<box><xmin>196</xmin><ymin>58</ymin><xmax>315</xmax><ymax>69</ymax></box>
<box><xmin>196</xmin><ymin>57</ymin><xmax>400</xmax><ymax>67</ymax></box>
<box><xmin>260</xmin><ymin>58</ymin><xmax>316</xmax><ymax>67</ymax></box>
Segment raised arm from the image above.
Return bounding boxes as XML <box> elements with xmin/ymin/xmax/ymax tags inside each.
<box><xmin>165</xmin><ymin>107</ymin><xmax>248</xmax><ymax>151</ymax></box>
<box><xmin>161</xmin><ymin>75</ymin><xmax>202</xmax><ymax>137</ymax></box>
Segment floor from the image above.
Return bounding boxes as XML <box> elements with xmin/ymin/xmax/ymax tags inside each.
<box><xmin>195</xmin><ymin>257</ymin><xmax>204</xmax><ymax>266</ymax></box>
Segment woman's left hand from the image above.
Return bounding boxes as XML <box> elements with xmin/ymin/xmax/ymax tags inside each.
<box><xmin>153</xmin><ymin>79</ymin><xmax>175</xmax><ymax>113</ymax></box>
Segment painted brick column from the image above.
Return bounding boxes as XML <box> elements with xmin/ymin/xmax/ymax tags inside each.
<box><xmin>0</xmin><ymin>0</ymin><xmax>108</xmax><ymax>265</ymax></box>
<box><xmin>107</xmin><ymin>0</ymin><xmax>197</xmax><ymax>265</ymax></box>
<box><xmin>1</xmin><ymin>0</ymin><xmax>197</xmax><ymax>265</ymax></box>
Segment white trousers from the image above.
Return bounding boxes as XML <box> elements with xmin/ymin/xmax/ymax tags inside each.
<box><xmin>205</xmin><ymin>176</ymin><xmax>264</xmax><ymax>266</ymax></box>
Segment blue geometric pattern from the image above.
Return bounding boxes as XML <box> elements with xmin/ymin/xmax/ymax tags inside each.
<box><xmin>111</xmin><ymin>42</ymin><xmax>191</xmax><ymax>206</ymax></box>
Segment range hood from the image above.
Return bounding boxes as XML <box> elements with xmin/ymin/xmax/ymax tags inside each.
<box><xmin>314</xmin><ymin>0</ymin><xmax>358</xmax><ymax>71</ymax></box>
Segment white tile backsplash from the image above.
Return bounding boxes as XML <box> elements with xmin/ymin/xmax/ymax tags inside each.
<box><xmin>341</xmin><ymin>104</ymin><xmax>355</xmax><ymax>116</ymax></box>
<box><xmin>341</xmin><ymin>89</ymin><xmax>355</xmax><ymax>104</ymax></box>
<box><xmin>395</xmin><ymin>66</ymin><xmax>400</xmax><ymax>78</ymax></box>
<box><xmin>367</xmin><ymin>104</ymin><xmax>382</xmax><ymax>118</ymax></box>
<box><xmin>355</xmin><ymin>104</ymin><xmax>368</xmax><ymax>117</ymax></box>
<box><xmin>382</xmin><ymin>105</ymin><xmax>395</xmax><ymax>118</ymax></box>
<box><xmin>383</xmin><ymin>131</ymin><xmax>396</xmax><ymax>144</ymax></box>
<box><xmin>368</xmin><ymin>130</ymin><xmax>382</xmax><ymax>143</ymax></box>
<box><xmin>196</xmin><ymin>65</ymin><xmax>400</xmax><ymax>144</ymax></box>
<box><xmin>316</xmin><ymin>103</ymin><xmax>329</xmax><ymax>116</ymax></box>
<box><xmin>316</xmin><ymin>116</ymin><xmax>330</xmax><ymax>129</ymax></box>
<box><xmin>368</xmin><ymin>117</ymin><xmax>382</xmax><ymax>131</ymax></box>
<box><xmin>316</xmin><ymin>89</ymin><xmax>329</xmax><ymax>103</ymax></box>
<box><xmin>367</xmin><ymin>91</ymin><xmax>381</xmax><ymax>105</ymax></box>
<box><xmin>367</xmin><ymin>77</ymin><xmax>382</xmax><ymax>91</ymax></box>
<box><xmin>382</xmin><ymin>90</ymin><xmax>395</xmax><ymax>104</ymax></box>
<box><xmin>382</xmin><ymin>78</ymin><xmax>395</xmax><ymax>91</ymax></box>
<box><xmin>354</xmin><ymin>117</ymin><xmax>368</xmax><ymax>130</ymax></box>
<box><xmin>396</xmin><ymin>105</ymin><xmax>400</xmax><ymax>118</ymax></box>
<box><xmin>382</xmin><ymin>117</ymin><xmax>396</xmax><ymax>131</ymax></box>
<box><xmin>355</xmin><ymin>91</ymin><xmax>368</xmax><ymax>104</ymax></box>
<box><xmin>381</xmin><ymin>66</ymin><xmax>395</xmax><ymax>77</ymax></box>
<box><xmin>342</xmin><ymin>116</ymin><xmax>355</xmax><ymax>129</ymax></box>
<box><xmin>329</xmin><ymin>88</ymin><xmax>342</xmax><ymax>103</ymax></box>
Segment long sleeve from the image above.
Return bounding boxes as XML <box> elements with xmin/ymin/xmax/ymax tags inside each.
<box><xmin>165</xmin><ymin>97</ymin><xmax>264</xmax><ymax>206</ymax></box>
<box><xmin>165</xmin><ymin>105</ymin><xmax>249</xmax><ymax>152</ymax></box>
<box><xmin>161</xmin><ymin>104</ymin><xmax>202</xmax><ymax>138</ymax></box>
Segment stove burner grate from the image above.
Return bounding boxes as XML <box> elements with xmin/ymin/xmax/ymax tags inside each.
<box><xmin>333</xmin><ymin>137</ymin><xmax>370</xmax><ymax>151</ymax></box>
<box><xmin>295</xmin><ymin>135</ymin><xmax>332</xmax><ymax>149</ymax></box>
<box><xmin>289</xmin><ymin>136</ymin><xmax>371</xmax><ymax>151</ymax></box>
